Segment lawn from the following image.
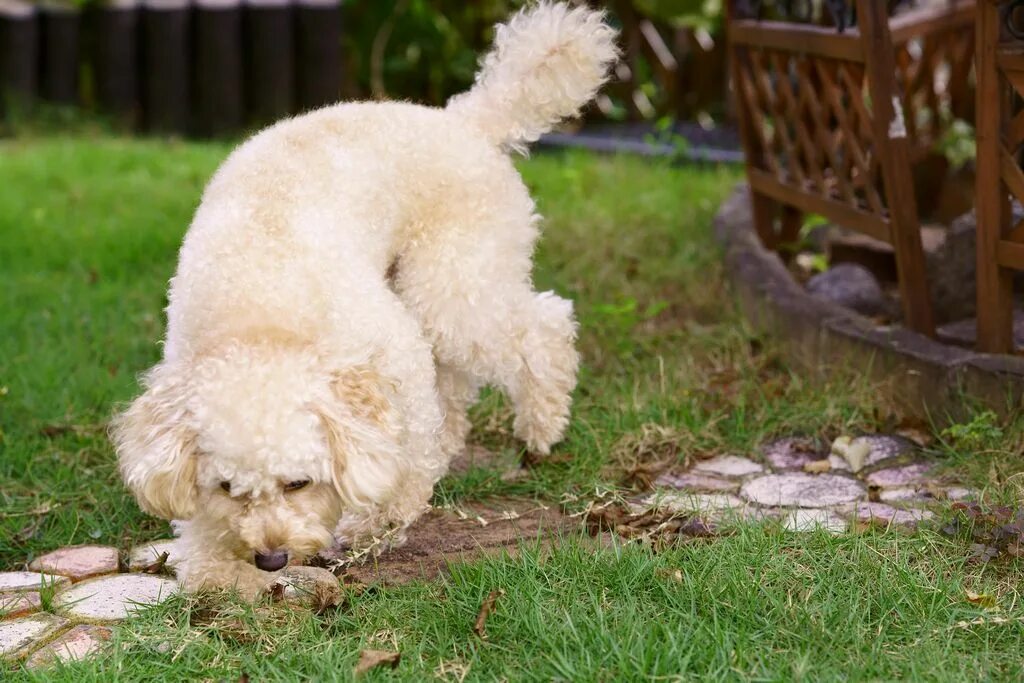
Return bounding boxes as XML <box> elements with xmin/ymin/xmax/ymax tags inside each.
<box><xmin>1</xmin><ymin>136</ymin><xmax>1023</xmax><ymax>681</ymax></box>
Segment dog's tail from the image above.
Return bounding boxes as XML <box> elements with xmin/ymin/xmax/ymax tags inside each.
<box><xmin>446</xmin><ymin>2</ymin><xmax>618</xmax><ymax>154</ymax></box>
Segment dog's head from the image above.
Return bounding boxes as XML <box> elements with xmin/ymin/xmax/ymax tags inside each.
<box><xmin>111</xmin><ymin>342</ymin><xmax>406</xmax><ymax>570</ymax></box>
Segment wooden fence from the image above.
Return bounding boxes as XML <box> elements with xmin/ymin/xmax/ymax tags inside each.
<box><xmin>975</xmin><ymin>0</ymin><xmax>1024</xmax><ymax>353</ymax></box>
<box><xmin>0</xmin><ymin>0</ymin><xmax>344</xmax><ymax>136</ymax></box>
<box><xmin>726</xmin><ymin>0</ymin><xmax>975</xmax><ymax>337</ymax></box>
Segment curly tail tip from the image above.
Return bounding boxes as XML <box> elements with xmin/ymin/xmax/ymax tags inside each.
<box><xmin>446</xmin><ymin>2</ymin><xmax>619</xmax><ymax>154</ymax></box>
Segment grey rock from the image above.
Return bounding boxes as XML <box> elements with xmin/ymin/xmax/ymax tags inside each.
<box><xmin>806</xmin><ymin>263</ymin><xmax>891</xmax><ymax>317</ymax></box>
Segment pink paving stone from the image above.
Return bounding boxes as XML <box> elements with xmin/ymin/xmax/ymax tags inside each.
<box><xmin>653</xmin><ymin>471</ymin><xmax>739</xmax><ymax>493</ymax></box>
<box><xmin>0</xmin><ymin>591</ymin><xmax>42</xmax><ymax>619</ymax></box>
<box><xmin>0</xmin><ymin>614</ymin><xmax>69</xmax><ymax>660</ymax></box>
<box><xmin>693</xmin><ymin>455</ymin><xmax>764</xmax><ymax>478</ymax></box>
<box><xmin>865</xmin><ymin>462</ymin><xmax>933</xmax><ymax>488</ymax></box>
<box><xmin>740</xmin><ymin>473</ymin><xmax>866</xmax><ymax>507</ymax></box>
<box><xmin>761</xmin><ymin>438</ymin><xmax>825</xmax><ymax>470</ymax></box>
<box><xmin>0</xmin><ymin>572</ymin><xmax>68</xmax><ymax>593</ymax></box>
<box><xmin>841</xmin><ymin>502</ymin><xmax>935</xmax><ymax>528</ymax></box>
<box><xmin>28</xmin><ymin>545</ymin><xmax>119</xmax><ymax>581</ymax></box>
<box><xmin>878</xmin><ymin>487</ymin><xmax>935</xmax><ymax>504</ymax></box>
<box><xmin>25</xmin><ymin>624</ymin><xmax>112</xmax><ymax>669</ymax></box>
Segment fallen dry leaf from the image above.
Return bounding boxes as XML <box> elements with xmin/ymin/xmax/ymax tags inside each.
<box><xmin>966</xmin><ymin>590</ymin><xmax>997</xmax><ymax>609</ymax></box>
<box><xmin>354</xmin><ymin>649</ymin><xmax>401</xmax><ymax>676</ymax></box>
<box><xmin>802</xmin><ymin>459</ymin><xmax>832</xmax><ymax>474</ymax></box>
<box><xmin>473</xmin><ymin>589</ymin><xmax>504</xmax><ymax>639</ymax></box>
<box><xmin>142</xmin><ymin>551</ymin><xmax>170</xmax><ymax>574</ymax></box>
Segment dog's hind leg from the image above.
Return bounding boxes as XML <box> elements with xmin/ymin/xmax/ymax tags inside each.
<box><xmin>394</xmin><ymin>210</ymin><xmax>579</xmax><ymax>455</ymax></box>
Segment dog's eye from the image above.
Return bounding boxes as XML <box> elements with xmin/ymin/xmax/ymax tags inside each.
<box><xmin>220</xmin><ymin>481</ymin><xmax>231</xmax><ymax>493</ymax></box>
<box><xmin>284</xmin><ymin>480</ymin><xmax>310</xmax><ymax>492</ymax></box>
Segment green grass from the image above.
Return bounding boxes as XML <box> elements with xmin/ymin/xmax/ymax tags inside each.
<box><xmin>1</xmin><ymin>136</ymin><xmax>1023</xmax><ymax>681</ymax></box>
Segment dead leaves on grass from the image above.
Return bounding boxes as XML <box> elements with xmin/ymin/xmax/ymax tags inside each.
<box><xmin>354</xmin><ymin>649</ymin><xmax>401</xmax><ymax>676</ymax></box>
<box><xmin>607</xmin><ymin>423</ymin><xmax>692</xmax><ymax>489</ymax></box>
<box><xmin>583</xmin><ymin>499</ymin><xmax>715</xmax><ymax>548</ymax></box>
<box><xmin>473</xmin><ymin>589</ymin><xmax>504</xmax><ymax>639</ymax></box>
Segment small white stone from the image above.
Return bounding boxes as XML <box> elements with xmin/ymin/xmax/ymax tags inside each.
<box><xmin>693</xmin><ymin>455</ymin><xmax>764</xmax><ymax>478</ymax></box>
<box><xmin>128</xmin><ymin>540</ymin><xmax>179</xmax><ymax>572</ymax></box>
<box><xmin>783</xmin><ymin>509</ymin><xmax>848</xmax><ymax>533</ymax></box>
<box><xmin>0</xmin><ymin>614</ymin><xmax>68</xmax><ymax>660</ymax></box>
<box><xmin>267</xmin><ymin>566</ymin><xmax>342</xmax><ymax>609</ymax></box>
<box><xmin>54</xmin><ymin>574</ymin><xmax>178</xmax><ymax>622</ymax></box>
<box><xmin>0</xmin><ymin>572</ymin><xmax>68</xmax><ymax>593</ymax></box>
<box><xmin>827</xmin><ymin>455</ymin><xmax>852</xmax><ymax>472</ymax></box>
<box><xmin>741</xmin><ymin>473</ymin><xmax>866</xmax><ymax>508</ymax></box>
<box><xmin>942</xmin><ymin>487</ymin><xmax>977</xmax><ymax>501</ymax></box>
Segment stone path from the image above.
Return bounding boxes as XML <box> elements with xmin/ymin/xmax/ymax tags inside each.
<box><xmin>1</xmin><ymin>433</ymin><xmax>973</xmax><ymax>671</ymax></box>
<box><xmin>0</xmin><ymin>544</ymin><xmax>179</xmax><ymax>669</ymax></box>
<box><xmin>640</xmin><ymin>434</ymin><xmax>972</xmax><ymax>533</ymax></box>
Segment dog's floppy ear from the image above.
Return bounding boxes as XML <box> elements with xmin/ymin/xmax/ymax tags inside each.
<box><xmin>110</xmin><ymin>363</ymin><xmax>199</xmax><ymax>520</ymax></box>
<box><xmin>316</xmin><ymin>365</ymin><xmax>407</xmax><ymax>509</ymax></box>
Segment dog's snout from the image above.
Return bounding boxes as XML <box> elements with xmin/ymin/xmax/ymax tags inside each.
<box><xmin>254</xmin><ymin>550</ymin><xmax>288</xmax><ymax>571</ymax></box>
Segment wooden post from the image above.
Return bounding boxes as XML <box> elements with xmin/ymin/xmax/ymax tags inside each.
<box><xmin>141</xmin><ymin>0</ymin><xmax>191</xmax><ymax>135</ymax></box>
<box><xmin>975</xmin><ymin>0</ymin><xmax>1015</xmax><ymax>353</ymax></box>
<box><xmin>858</xmin><ymin>0</ymin><xmax>935</xmax><ymax>336</ymax></box>
<box><xmin>725</xmin><ymin>1</ymin><xmax>778</xmax><ymax>249</ymax></box>
<box><xmin>39</xmin><ymin>2</ymin><xmax>81</xmax><ymax>106</ymax></box>
<box><xmin>245</xmin><ymin>0</ymin><xmax>295</xmax><ymax>124</ymax></box>
<box><xmin>91</xmin><ymin>0</ymin><xmax>140</xmax><ymax>126</ymax></box>
<box><xmin>0</xmin><ymin>0</ymin><xmax>38</xmax><ymax>115</ymax></box>
<box><xmin>294</xmin><ymin>0</ymin><xmax>342</xmax><ymax>111</ymax></box>
<box><xmin>194</xmin><ymin>0</ymin><xmax>244</xmax><ymax>136</ymax></box>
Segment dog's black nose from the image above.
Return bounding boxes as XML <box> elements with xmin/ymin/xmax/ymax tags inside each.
<box><xmin>254</xmin><ymin>550</ymin><xmax>288</xmax><ymax>571</ymax></box>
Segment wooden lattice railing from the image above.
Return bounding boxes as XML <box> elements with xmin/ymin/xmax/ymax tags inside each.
<box><xmin>976</xmin><ymin>0</ymin><xmax>1024</xmax><ymax>353</ymax></box>
<box><xmin>727</xmin><ymin>0</ymin><xmax>976</xmax><ymax>336</ymax></box>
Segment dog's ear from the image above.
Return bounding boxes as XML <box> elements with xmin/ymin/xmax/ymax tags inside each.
<box><xmin>110</xmin><ymin>363</ymin><xmax>199</xmax><ymax>520</ymax></box>
<box><xmin>316</xmin><ymin>365</ymin><xmax>407</xmax><ymax>509</ymax></box>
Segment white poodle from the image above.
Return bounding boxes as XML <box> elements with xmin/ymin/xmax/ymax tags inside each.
<box><xmin>112</xmin><ymin>2</ymin><xmax>618</xmax><ymax>597</ymax></box>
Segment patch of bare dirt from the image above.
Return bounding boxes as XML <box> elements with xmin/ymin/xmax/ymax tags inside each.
<box><xmin>321</xmin><ymin>500</ymin><xmax>574</xmax><ymax>585</ymax></box>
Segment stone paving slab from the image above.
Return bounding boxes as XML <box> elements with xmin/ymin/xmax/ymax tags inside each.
<box><xmin>693</xmin><ymin>455</ymin><xmax>764</xmax><ymax>478</ymax></box>
<box><xmin>866</xmin><ymin>463</ymin><xmax>933</xmax><ymax>487</ymax></box>
<box><xmin>53</xmin><ymin>574</ymin><xmax>178</xmax><ymax>623</ymax></box>
<box><xmin>841</xmin><ymin>502</ymin><xmax>935</xmax><ymax>528</ymax></box>
<box><xmin>0</xmin><ymin>572</ymin><xmax>69</xmax><ymax>593</ymax></box>
<box><xmin>762</xmin><ymin>438</ymin><xmax>825</xmax><ymax>470</ymax></box>
<box><xmin>784</xmin><ymin>509</ymin><xmax>848</xmax><ymax>533</ymax></box>
<box><xmin>0</xmin><ymin>614</ymin><xmax>68</xmax><ymax>660</ymax></box>
<box><xmin>653</xmin><ymin>471</ymin><xmax>739</xmax><ymax>493</ymax></box>
<box><xmin>29</xmin><ymin>545</ymin><xmax>120</xmax><ymax>582</ymax></box>
<box><xmin>0</xmin><ymin>591</ymin><xmax>42</xmax><ymax>619</ymax></box>
<box><xmin>128</xmin><ymin>540</ymin><xmax>179</xmax><ymax>573</ymax></box>
<box><xmin>24</xmin><ymin>624</ymin><xmax>112</xmax><ymax>669</ymax></box>
<box><xmin>741</xmin><ymin>473</ymin><xmax>866</xmax><ymax>508</ymax></box>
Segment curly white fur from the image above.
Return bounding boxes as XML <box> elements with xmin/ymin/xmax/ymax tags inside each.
<box><xmin>111</xmin><ymin>2</ymin><xmax>617</xmax><ymax>598</ymax></box>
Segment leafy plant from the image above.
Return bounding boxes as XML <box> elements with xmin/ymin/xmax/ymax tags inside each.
<box><xmin>940</xmin><ymin>410</ymin><xmax>1004</xmax><ymax>451</ymax></box>
<box><xmin>934</xmin><ymin>118</ymin><xmax>976</xmax><ymax>171</ymax></box>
